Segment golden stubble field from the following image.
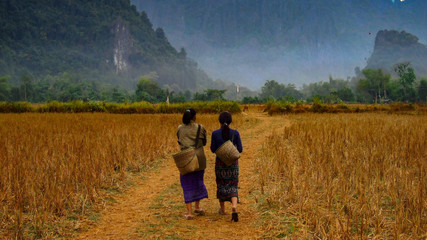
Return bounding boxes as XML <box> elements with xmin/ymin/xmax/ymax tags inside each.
<box><xmin>257</xmin><ymin>113</ymin><xmax>426</xmax><ymax>239</ymax></box>
<box><xmin>0</xmin><ymin>113</ymin><xmax>251</xmax><ymax>239</ymax></box>
<box><xmin>0</xmin><ymin>112</ymin><xmax>425</xmax><ymax>239</ymax></box>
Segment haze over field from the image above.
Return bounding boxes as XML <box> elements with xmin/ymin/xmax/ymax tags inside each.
<box><xmin>132</xmin><ymin>0</ymin><xmax>427</xmax><ymax>89</ymax></box>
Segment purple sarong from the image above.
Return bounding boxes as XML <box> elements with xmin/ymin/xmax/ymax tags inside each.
<box><xmin>180</xmin><ymin>170</ymin><xmax>208</xmax><ymax>203</ymax></box>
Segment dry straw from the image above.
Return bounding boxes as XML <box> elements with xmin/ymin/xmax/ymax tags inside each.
<box><xmin>257</xmin><ymin>113</ymin><xmax>426</xmax><ymax>239</ymax></box>
<box><xmin>0</xmin><ymin>113</ymin><xmax>249</xmax><ymax>238</ymax></box>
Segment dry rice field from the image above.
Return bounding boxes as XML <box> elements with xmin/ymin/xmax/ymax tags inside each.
<box><xmin>0</xmin><ymin>113</ymin><xmax>252</xmax><ymax>239</ymax></box>
<box><xmin>257</xmin><ymin>113</ymin><xmax>426</xmax><ymax>239</ymax></box>
<box><xmin>0</xmin><ymin>111</ymin><xmax>426</xmax><ymax>239</ymax></box>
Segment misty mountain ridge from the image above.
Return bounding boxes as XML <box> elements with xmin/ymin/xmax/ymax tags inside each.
<box><xmin>132</xmin><ymin>0</ymin><xmax>427</xmax><ymax>89</ymax></box>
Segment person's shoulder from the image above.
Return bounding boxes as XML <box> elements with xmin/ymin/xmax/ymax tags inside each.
<box><xmin>192</xmin><ymin>123</ymin><xmax>204</xmax><ymax>131</ymax></box>
<box><xmin>212</xmin><ymin>129</ymin><xmax>221</xmax><ymax>135</ymax></box>
<box><xmin>231</xmin><ymin>129</ymin><xmax>240</xmax><ymax>136</ymax></box>
<box><xmin>177</xmin><ymin>124</ymin><xmax>184</xmax><ymax>131</ymax></box>
<box><xmin>197</xmin><ymin>124</ymin><xmax>207</xmax><ymax>134</ymax></box>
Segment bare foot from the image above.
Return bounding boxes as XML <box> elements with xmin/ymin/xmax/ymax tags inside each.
<box><xmin>194</xmin><ymin>209</ymin><xmax>205</xmax><ymax>216</ymax></box>
<box><xmin>218</xmin><ymin>208</ymin><xmax>227</xmax><ymax>215</ymax></box>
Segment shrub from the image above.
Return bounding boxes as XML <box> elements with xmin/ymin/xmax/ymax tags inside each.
<box><xmin>0</xmin><ymin>100</ymin><xmax>241</xmax><ymax>114</ymax></box>
<box><xmin>205</xmin><ymin>100</ymin><xmax>241</xmax><ymax>114</ymax></box>
<box><xmin>268</xmin><ymin>101</ymin><xmax>293</xmax><ymax>115</ymax></box>
<box><xmin>389</xmin><ymin>102</ymin><xmax>416</xmax><ymax>112</ymax></box>
<box><xmin>310</xmin><ymin>102</ymin><xmax>328</xmax><ymax>113</ymax></box>
<box><xmin>0</xmin><ymin>101</ymin><xmax>34</xmax><ymax>113</ymax></box>
<box><xmin>37</xmin><ymin>101</ymin><xmax>66</xmax><ymax>113</ymax></box>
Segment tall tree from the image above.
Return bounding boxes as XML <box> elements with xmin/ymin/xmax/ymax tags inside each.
<box><xmin>281</xmin><ymin>83</ymin><xmax>303</xmax><ymax>100</ymax></box>
<box><xmin>0</xmin><ymin>75</ymin><xmax>11</xmax><ymax>101</ymax></box>
<box><xmin>192</xmin><ymin>89</ymin><xmax>226</xmax><ymax>101</ymax></box>
<box><xmin>418</xmin><ymin>78</ymin><xmax>427</xmax><ymax>102</ymax></box>
<box><xmin>301</xmin><ymin>81</ymin><xmax>331</xmax><ymax>99</ymax></box>
<box><xmin>205</xmin><ymin>89</ymin><xmax>226</xmax><ymax>101</ymax></box>
<box><xmin>260</xmin><ymin>80</ymin><xmax>284</xmax><ymax>99</ymax></box>
<box><xmin>20</xmin><ymin>75</ymin><xmax>33</xmax><ymax>102</ymax></box>
<box><xmin>335</xmin><ymin>87</ymin><xmax>355</xmax><ymax>102</ymax></box>
<box><xmin>394</xmin><ymin>62</ymin><xmax>416</xmax><ymax>102</ymax></box>
<box><xmin>135</xmin><ymin>77</ymin><xmax>165</xmax><ymax>102</ymax></box>
<box><xmin>357</xmin><ymin>69</ymin><xmax>390</xmax><ymax>103</ymax></box>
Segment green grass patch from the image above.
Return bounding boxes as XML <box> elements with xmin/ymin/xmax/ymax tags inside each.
<box><xmin>0</xmin><ymin>100</ymin><xmax>242</xmax><ymax>114</ymax></box>
<box><xmin>263</xmin><ymin>100</ymin><xmax>425</xmax><ymax>115</ymax></box>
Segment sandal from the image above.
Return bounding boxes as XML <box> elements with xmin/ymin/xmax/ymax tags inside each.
<box><xmin>231</xmin><ymin>207</ymin><xmax>239</xmax><ymax>222</ymax></box>
<box><xmin>218</xmin><ymin>208</ymin><xmax>227</xmax><ymax>215</ymax></box>
<box><xmin>184</xmin><ymin>214</ymin><xmax>194</xmax><ymax>220</ymax></box>
<box><xmin>194</xmin><ymin>209</ymin><xmax>205</xmax><ymax>216</ymax></box>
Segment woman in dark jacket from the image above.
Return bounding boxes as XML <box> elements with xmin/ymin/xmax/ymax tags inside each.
<box><xmin>210</xmin><ymin>111</ymin><xmax>243</xmax><ymax>222</ymax></box>
<box><xmin>177</xmin><ymin>108</ymin><xmax>208</xmax><ymax>220</ymax></box>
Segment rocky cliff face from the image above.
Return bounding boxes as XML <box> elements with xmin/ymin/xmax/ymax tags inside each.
<box><xmin>113</xmin><ymin>19</ymin><xmax>133</xmax><ymax>74</ymax></box>
<box><xmin>366</xmin><ymin>30</ymin><xmax>427</xmax><ymax>77</ymax></box>
<box><xmin>374</xmin><ymin>30</ymin><xmax>419</xmax><ymax>49</ymax></box>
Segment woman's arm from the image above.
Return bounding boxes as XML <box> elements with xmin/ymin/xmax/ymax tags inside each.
<box><xmin>176</xmin><ymin>125</ymin><xmax>181</xmax><ymax>139</ymax></box>
<box><xmin>176</xmin><ymin>125</ymin><xmax>182</xmax><ymax>145</ymax></box>
<box><xmin>210</xmin><ymin>132</ymin><xmax>217</xmax><ymax>153</ymax></box>
<box><xmin>234</xmin><ymin>130</ymin><xmax>243</xmax><ymax>153</ymax></box>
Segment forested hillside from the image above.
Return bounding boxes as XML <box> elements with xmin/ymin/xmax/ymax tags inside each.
<box><xmin>0</xmin><ymin>0</ymin><xmax>217</xmax><ymax>92</ymax></box>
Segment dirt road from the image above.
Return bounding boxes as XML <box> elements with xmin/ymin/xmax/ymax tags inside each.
<box><xmin>77</xmin><ymin>112</ymin><xmax>289</xmax><ymax>239</ymax></box>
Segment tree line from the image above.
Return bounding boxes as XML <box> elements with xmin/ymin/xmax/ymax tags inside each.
<box><xmin>1</xmin><ymin>63</ymin><xmax>426</xmax><ymax>104</ymax></box>
<box><xmin>244</xmin><ymin>63</ymin><xmax>426</xmax><ymax>104</ymax></box>
<box><xmin>0</xmin><ymin>73</ymin><xmax>230</xmax><ymax>103</ymax></box>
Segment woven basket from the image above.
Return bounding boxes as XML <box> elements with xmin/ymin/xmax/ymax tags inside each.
<box><xmin>215</xmin><ymin>140</ymin><xmax>240</xmax><ymax>166</ymax></box>
<box><xmin>172</xmin><ymin>147</ymin><xmax>199</xmax><ymax>175</ymax></box>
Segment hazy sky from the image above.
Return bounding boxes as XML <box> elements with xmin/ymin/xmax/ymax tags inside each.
<box><xmin>133</xmin><ymin>0</ymin><xmax>426</xmax><ymax>90</ymax></box>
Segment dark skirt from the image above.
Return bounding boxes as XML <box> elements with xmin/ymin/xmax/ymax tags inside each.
<box><xmin>215</xmin><ymin>159</ymin><xmax>239</xmax><ymax>202</ymax></box>
<box><xmin>180</xmin><ymin>170</ymin><xmax>208</xmax><ymax>204</ymax></box>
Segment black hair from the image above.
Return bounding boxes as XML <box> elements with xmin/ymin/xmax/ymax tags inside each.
<box><xmin>182</xmin><ymin>108</ymin><xmax>196</xmax><ymax>125</ymax></box>
<box><xmin>219</xmin><ymin>111</ymin><xmax>232</xmax><ymax>140</ymax></box>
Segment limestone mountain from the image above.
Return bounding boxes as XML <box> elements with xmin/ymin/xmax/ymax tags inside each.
<box><xmin>0</xmin><ymin>0</ymin><xmax>218</xmax><ymax>92</ymax></box>
<box><xmin>366</xmin><ymin>30</ymin><xmax>427</xmax><ymax>77</ymax></box>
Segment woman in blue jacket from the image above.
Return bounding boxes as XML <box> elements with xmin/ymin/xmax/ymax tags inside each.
<box><xmin>210</xmin><ymin>111</ymin><xmax>243</xmax><ymax>222</ymax></box>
